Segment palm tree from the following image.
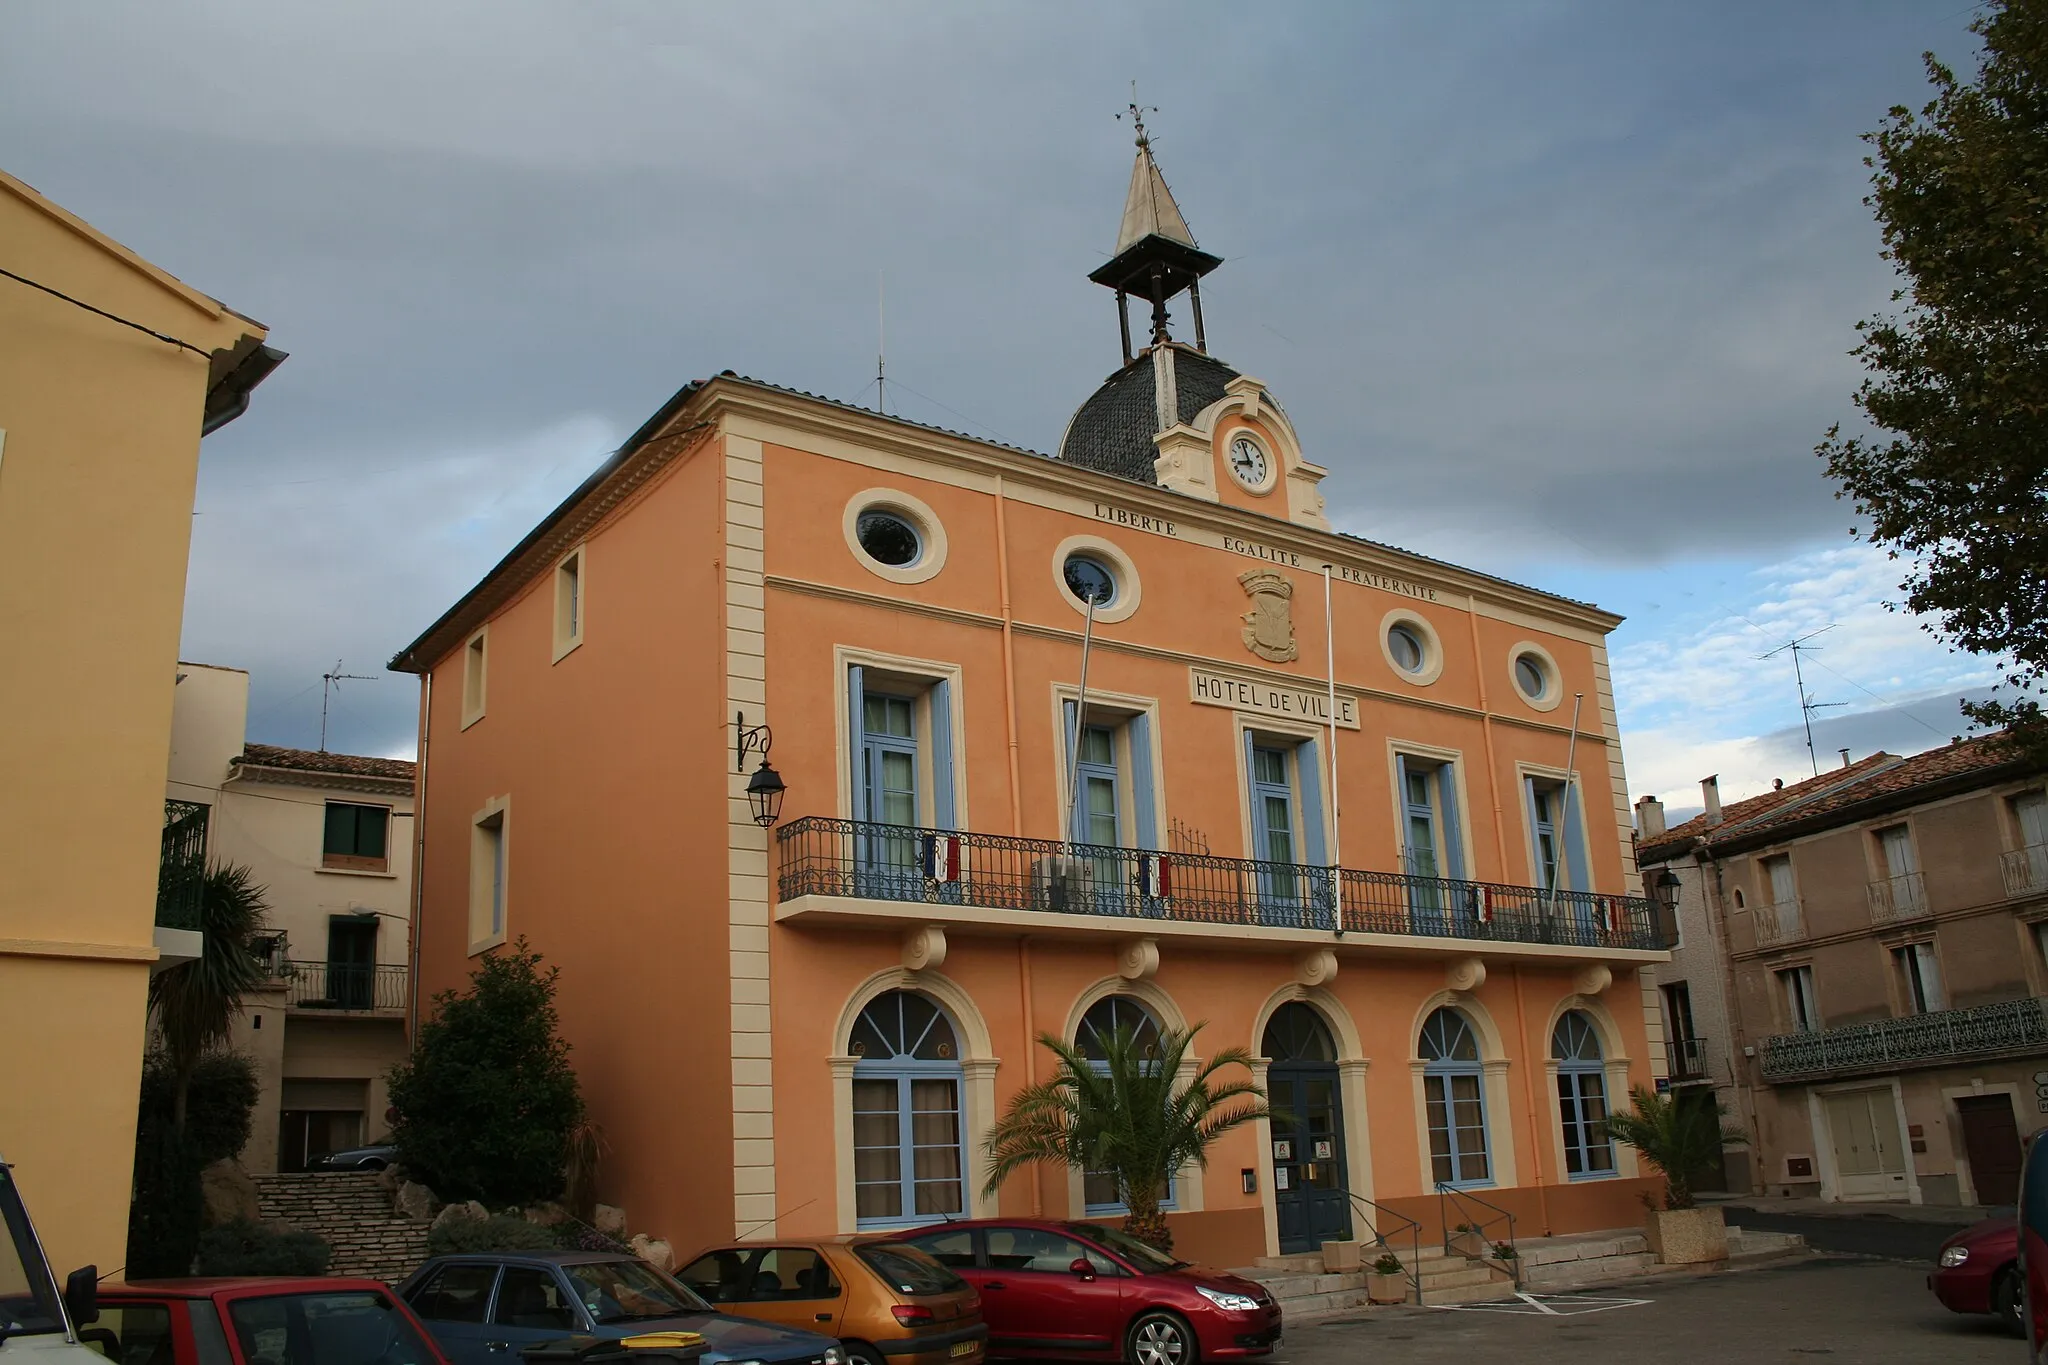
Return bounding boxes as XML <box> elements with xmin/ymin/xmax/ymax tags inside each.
<box><xmin>983</xmin><ymin>1022</ymin><xmax>1268</xmax><ymax>1250</ymax></box>
<box><xmin>1602</xmin><ymin>1085</ymin><xmax>1748</xmax><ymax>1209</ymax></box>
<box><xmin>149</xmin><ymin>863</ymin><xmax>272</xmax><ymax>1130</ymax></box>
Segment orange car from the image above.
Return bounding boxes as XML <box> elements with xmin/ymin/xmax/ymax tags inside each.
<box><xmin>676</xmin><ymin>1237</ymin><xmax>985</xmax><ymax>1365</ymax></box>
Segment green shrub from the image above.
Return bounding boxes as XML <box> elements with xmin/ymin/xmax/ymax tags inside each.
<box><xmin>193</xmin><ymin>1220</ymin><xmax>332</xmax><ymax>1276</ymax></box>
<box><xmin>388</xmin><ymin>941</ymin><xmax>585</xmax><ymax>1207</ymax></box>
<box><xmin>428</xmin><ymin>1215</ymin><xmax>561</xmax><ymax>1256</ymax></box>
<box><xmin>127</xmin><ymin>1053</ymin><xmax>261</xmax><ymax>1277</ymax></box>
<box><xmin>139</xmin><ymin>1053</ymin><xmax>260</xmax><ymax>1165</ymax></box>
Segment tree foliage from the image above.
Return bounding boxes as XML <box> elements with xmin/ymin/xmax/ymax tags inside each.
<box><xmin>126</xmin><ymin>1052</ymin><xmax>262</xmax><ymax>1278</ymax></box>
<box><xmin>1602</xmin><ymin>1086</ymin><xmax>1747</xmax><ymax>1210</ymax></box>
<box><xmin>148</xmin><ymin>864</ymin><xmax>272</xmax><ymax>1130</ymax></box>
<box><xmin>193</xmin><ymin>1221</ymin><xmax>332</xmax><ymax>1276</ymax></box>
<box><xmin>982</xmin><ymin>1022</ymin><xmax>1267</xmax><ymax>1251</ymax></box>
<box><xmin>387</xmin><ymin>941</ymin><xmax>585</xmax><ymax>1207</ymax></box>
<box><xmin>1819</xmin><ymin>0</ymin><xmax>2048</xmax><ymax>750</ymax></box>
<box><xmin>426</xmin><ymin>1214</ymin><xmax>563</xmax><ymax>1257</ymax></box>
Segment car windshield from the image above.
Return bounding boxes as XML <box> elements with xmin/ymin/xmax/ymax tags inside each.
<box><xmin>563</xmin><ymin>1261</ymin><xmax>710</xmax><ymax>1324</ymax></box>
<box><xmin>226</xmin><ymin>1290</ymin><xmax>438</xmax><ymax>1365</ymax></box>
<box><xmin>0</xmin><ymin>1165</ymin><xmax>65</xmax><ymax>1340</ymax></box>
<box><xmin>853</xmin><ymin>1244</ymin><xmax>965</xmax><ymax>1297</ymax></box>
<box><xmin>1068</xmin><ymin>1223</ymin><xmax>1185</xmax><ymax>1273</ymax></box>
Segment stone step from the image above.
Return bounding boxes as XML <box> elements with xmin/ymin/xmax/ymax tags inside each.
<box><xmin>252</xmin><ymin>1172</ymin><xmax>429</xmax><ymax>1283</ymax></box>
<box><xmin>1522</xmin><ymin>1252</ymin><xmax>1656</xmax><ymax>1289</ymax></box>
<box><xmin>1428</xmin><ymin>1278</ymin><xmax>1522</xmax><ymax>1306</ymax></box>
<box><xmin>1418</xmin><ymin>1264</ymin><xmax>1513</xmax><ymax>1291</ymax></box>
<box><xmin>1250</xmin><ymin>1253</ymin><xmax>1327</xmax><ymax>1273</ymax></box>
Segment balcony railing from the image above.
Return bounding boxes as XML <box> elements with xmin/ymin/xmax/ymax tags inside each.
<box><xmin>774</xmin><ymin>817</ymin><xmax>1667</xmax><ymax>951</ymax></box>
<box><xmin>1666</xmin><ymin>1035</ymin><xmax>1711</xmax><ymax>1083</ymax></box>
<box><xmin>157</xmin><ymin>800</ymin><xmax>210</xmax><ymax>930</ymax></box>
<box><xmin>1866</xmin><ymin>871</ymin><xmax>1929</xmax><ymax>925</ymax></box>
<box><xmin>1752</xmin><ymin>898</ymin><xmax>1804</xmax><ymax>947</ymax></box>
<box><xmin>285</xmin><ymin>960</ymin><xmax>408</xmax><ymax>1012</ymax></box>
<box><xmin>1758</xmin><ymin>996</ymin><xmax>2048</xmax><ymax>1082</ymax></box>
<box><xmin>2002</xmin><ymin>844</ymin><xmax>2048</xmax><ymax>898</ymax></box>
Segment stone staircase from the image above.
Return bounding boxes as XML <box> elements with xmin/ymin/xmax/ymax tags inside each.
<box><xmin>1519</xmin><ymin>1224</ymin><xmax>1809</xmax><ymax>1290</ymax></box>
<box><xmin>254</xmin><ymin>1172</ymin><xmax>430</xmax><ymax>1284</ymax></box>
<box><xmin>1238</xmin><ymin>1245</ymin><xmax>1518</xmax><ymax>1319</ymax></box>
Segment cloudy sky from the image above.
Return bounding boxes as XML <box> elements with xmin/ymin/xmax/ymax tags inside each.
<box><xmin>1</xmin><ymin>1</ymin><xmax>1992</xmax><ymax>809</ymax></box>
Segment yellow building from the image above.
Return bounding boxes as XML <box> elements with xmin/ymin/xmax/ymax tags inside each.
<box><xmin>0</xmin><ymin>168</ymin><xmax>281</xmax><ymax>1277</ymax></box>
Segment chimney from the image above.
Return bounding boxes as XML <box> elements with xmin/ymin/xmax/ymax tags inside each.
<box><xmin>1634</xmin><ymin>794</ymin><xmax>1666</xmax><ymax>840</ymax></box>
<box><xmin>1701</xmin><ymin>775</ymin><xmax>1723</xmax><ymax>826</ymax></box>
<box><xmin>1839</xmin><ymin>748</ymin><xmax>1851</xmax><ymax>769</ymax></box>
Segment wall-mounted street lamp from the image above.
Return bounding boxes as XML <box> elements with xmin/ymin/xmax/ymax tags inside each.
<box><xmin>1654</xmin><ymin>869</ymin><xmax>1682</xmax><ymax>915</ymax></box>
<box><xmin>736</xmin><ymin>711</ymin><xmax>786</xmax><ymax>827</ymax></box>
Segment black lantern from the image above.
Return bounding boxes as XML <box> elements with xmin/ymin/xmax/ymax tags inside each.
<box><xmin>1654</xmin><ymin>869</ymin><xmax>1682</xmax><ymax>914</ymax></box>
<box><xmin>735</xmin><ymin>710</ymin><xmax>786</xmax><ymax>827</ymax></box>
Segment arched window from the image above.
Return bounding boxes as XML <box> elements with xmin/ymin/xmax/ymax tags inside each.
<box><xmin>851</xmin><ymin>990</ymin><xmax>964</xmax><ymax>1225</ymax></box>
<box><xmin>1075</xmin><ymin>996</ymin><xmax>1173</xmax><ymax>1213</ymax></box>
<box><xmin>1262</xmin><ymin>1001</ymin><xmax>1337</xmax><ymax>1063</ymax></box>
<box><xmin>1552</xmin><ymin>1010</ymin><xmax>1615</xmax><ymax>1179</ymax></box>
<box><xmin>1420</xmin><ymin>1007</ymin><xmax>1490</xmax><ymax>1188</ymax></box>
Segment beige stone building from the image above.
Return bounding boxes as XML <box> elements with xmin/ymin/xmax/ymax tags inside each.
<box><xmin>0</xmin><ymin>168</ymin><xmax>279</xmax><ymax>1276</ymax></box>
<box><xmin>168</xmin><ymin>663</ymin><xmax>415</xmax><ymax>1172</ymax></box>
<box><xmin>1636</xmin><ymin>736</ymin><xmax>2048</xmax><ymax>1208</ymax></box>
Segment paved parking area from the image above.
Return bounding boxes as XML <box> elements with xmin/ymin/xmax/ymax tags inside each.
<box><xmin>1270</xmin><ymin>1258</ymin><xmax>2013</xmax><ymax>1365</ymax></box>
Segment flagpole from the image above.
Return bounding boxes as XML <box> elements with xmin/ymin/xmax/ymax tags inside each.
<box><xmin>1321</xmin><ymin>564</ymin><xmax>1342</xmax><ymax>933</ymax></box>
<box><xmin>1062</xmin><ymin>589</ymin><xmax>1101</xmax><ymax>849</ymax></box>
<box><xmin>1544</xmin><ymin>693</ymin><xmax>1585</xmax><ymax>923</ymax></box>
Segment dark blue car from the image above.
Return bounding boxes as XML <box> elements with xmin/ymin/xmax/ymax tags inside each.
<box><xmin>398</xmin><ymin>1252</ymin><xmax>845</xmax><ymax>1365</ymax></box>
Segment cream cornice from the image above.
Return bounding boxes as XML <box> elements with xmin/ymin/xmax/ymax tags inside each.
<box><xmin>764</xmin><ymin>572</ymin><xmax>1613</xmax><ymax>746</ymax></box>
<box><xmin>227</xmin><ymin>765</ymin><xmax>414</xmax><ymax>798</ymax></box>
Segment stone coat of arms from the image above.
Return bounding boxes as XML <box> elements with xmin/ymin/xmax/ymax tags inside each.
<box><xmin>1239</xmin><ymin>569</ymin><xmax>1298</xmax><ymax>663</ymax></box>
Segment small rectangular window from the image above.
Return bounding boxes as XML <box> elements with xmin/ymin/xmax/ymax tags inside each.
<box><xmin>462</xmin><ymin>628</ymin><xmax>488</xmax><ymax>728</ymax></box>
<box><xmin>1894</xmin><ymin>942</ymin><xmax>1946</xmax><ymax>1014</ymax></box>
<box><xmin>322</xmin><ymin>802</ymin><xmax>390</xmax><ymax>871</ymax></box>
<box><xmin>553</xmin><ymin>547</ymin><xmax>585</xmax><ymax>660</ymax></box>
<box><xmin>1778</xmin><ymin>965</ymin><xmax>1819</xmax><ymax>1033</ymax></box>
<box><xmin>470</xmin><ymin>802</ymin><xmax>508</xmax><ymax>950</ymax></box>
<box><xmin>1760</xmin><ymin>854</ymin><xmax>1801</xmax><ymax>938</ymax></box>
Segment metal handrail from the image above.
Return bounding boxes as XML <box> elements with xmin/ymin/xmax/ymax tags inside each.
<box><xmin>774</xmin><ymin>816</ymin><xmax>1668</xmax><ymax>952</ymax></box>
<box><xmin>1758</xmin><ymin>996</ymin><xmax>2048</xmax><ymax>1082</ymax></box>
<box><xmin>1436</xmin><ymin>1182</ymin><xmax>1519</xmax><ymax>1285</ymax></box>
<box><xmin>1345</xmin><ymin>1192</ymin><xmax>1426</xmax><ymax>1305</ymax></box>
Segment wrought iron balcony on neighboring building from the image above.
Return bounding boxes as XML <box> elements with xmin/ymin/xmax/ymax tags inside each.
<box><xmin>1666</xmin><ymin>1035</ymin><xmax>1711</xmax><ymax>1084</ymax></box>
<box><xmin>1757</xmin><ymin>996</ymin><xmax>2048</xmax><ymax>1083</ymax></box>
<box><xmin>774</xmin><ymin>816</ymin><xmax>1668</xmax><ymax>952</ymax></box>
<box><xmin>2001</xmin><ymin>844</ymin><xmax>2048</xmax><ymax>898</ymax></box>
<box><xmin>1752</xmin><ymin>898</ymin><xmax>1805</xmax><ymax>947</ymax></box>
<box><xmin>157</xmin><ymin>799</ymin><xmax>210</xmax><ymax>930</ymax></box>
<box><xmin>1866</xmin><ymin>871</ymin><xmax>1929</xmax><ymax>926</ymax></box>
<box><xmin>284</xmin><ymin>960</ymin><xmax>408</xmax><ymax>1013</ymax></box>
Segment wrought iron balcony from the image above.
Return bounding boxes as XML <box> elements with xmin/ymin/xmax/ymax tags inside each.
<box><xmin>1757</xmin><ymin>996</ymin><xmax>2048</xmax><ymax>1083</ymax></box>
<box><xmin>1752</xmin><ymin>898</ymin><xmax>1804</xmax><ymax>947</ymax></box>
<box><xmin>2001</xmin><ymin>844</ymin><xmax>2048</xmax><ymax>898</ymax></box>
<box><xmin>1666</xmin><ymin>1035</ymin><xmax>1711</xmax><ymax>1083</ymax></box>
<box><xmin>1866</xmin><ymin>871</ymin><xmax>1929</xmax><ymax>925</ymax></box>
<box><xmin>157</xmin><ymin>800</ymin><xmax>210</xmax><ymax>930</ymax></box>
<box><xmin>774</xmin><ymin>816</ymin><xmax>1667</xmax><ymax>952</ymax></box>
<box><xmin>285</xmin><ymin>960</ymin><xmax>408</xmax><ymax>1012</ymax></box>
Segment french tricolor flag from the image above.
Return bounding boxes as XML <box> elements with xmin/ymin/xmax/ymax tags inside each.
<box><xmin>1476</xmin><ymin>888</ymin><xmax>1495</xmax><ymax>924</ymax></box>
<box><xmin>1138</xmin><ymin>853</ymin><xmax>1172</xmax><ymax>899</ymax></box>
<box><xmin>922</xmin><ymin>833</ymin><xmax>963</xmax><ymax>884</ymax></box>
<box><xmin>1603</xmin><ymin>897</ymin><xmax>1624</xmax><ymax>934</ymax></box>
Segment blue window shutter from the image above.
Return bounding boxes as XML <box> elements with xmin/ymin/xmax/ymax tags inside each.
<box><xmin>1561</xmin><ymin>778</ymin><xmax>1589</xmax><ymax>892</ymax></box>
<box><xmin>1438</xmin><ymin>763</ymin><xmax>1466</xmax><ymax>881</ymax></box>
<box><xmin>1523</xmin><ymin>776</ymin><xmax>1544</xmax><ymax>884</ymax></box>
<box><xmin>1242</xmin><ymin>728</ymin><xmax>1258</xmax><ymax>857</ymax></box>
<box><xmin>930</xmin><ymin>679</ymin><xmax>957</xmax><ymax>831</ymax></box>
<box><xmin>1297</xmin><ymin>737</ymin><xmax>1328</xmax><ymax>867</ymax></box>
<box><xmin>1062</xmin><ymin>699</ymin><xmax>1080</xmax><ymax>842</ymax></box>
<box><xmin>848</xmin><ymin>665</ymin><xmax>867</xmax><ymax>823</ymax></box>
<box><xmin>1128</xmin><ymin>712</ymin><xmax>1159</xmax><ymax>851</ymax></box>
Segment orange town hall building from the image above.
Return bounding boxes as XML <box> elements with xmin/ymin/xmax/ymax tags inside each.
<box><xmin>394</xmin><ymin>132</ymin><xmax>1673</xmax><ymax>1267</ymax></box>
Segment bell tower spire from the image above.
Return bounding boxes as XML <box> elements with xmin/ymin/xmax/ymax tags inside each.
<box><xmin>1090</xmin><ymin>102</ymin><xmax>1222</xmax><ymax>364</ymax></box>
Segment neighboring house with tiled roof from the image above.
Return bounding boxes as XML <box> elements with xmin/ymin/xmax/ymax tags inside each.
<box><xmin>167</xmin><ymin>663</ymin><xmax>416</xmax><ymax>1173</ymax></box>
<box><xmin>1632</xmin><ymin>733</ymin><xmax>2048</xmax><ymax>1209</ymax></box>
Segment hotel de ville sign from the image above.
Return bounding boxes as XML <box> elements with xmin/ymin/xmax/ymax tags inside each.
<box><xmin>1188</xmin><ymin>668</ymin><xmax>1361</xmax><ymax>729</ymax></box>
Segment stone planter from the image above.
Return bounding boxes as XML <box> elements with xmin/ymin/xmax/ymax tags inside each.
<box><xmin>1365</xmin><ymin>1270</ymin><xmax>1409</xmax><ymax>1305</ymax></box>
<box><xmin>1320</xmin><ymin>1240</ymin><xmax>1364</xmax><ymax>1273</ymax></box>
<box><xmin>1643</xmin><ymin>1205</ymin><xmax>1728</xmax><ymax>1265</ymax></box>
<box><xmin>1446</xmin><ymin>1229</ymin><xmax>1489</xmax><ymax>1260</ymax></box>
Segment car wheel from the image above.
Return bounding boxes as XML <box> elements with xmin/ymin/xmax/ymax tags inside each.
<box><xmin>1994</xmin><ymin>1267</ymin><xmax>2024</xmax><ymax>1337</ymax></box>
<box><xmin>1126</xmin><ymin>1312</ymin><xmax>1196</xmax><ymax>1365</ymax></box>
<box><xmin>842</xmin><ymin>1343</ymin><xmax>885</xmax><ymax>1365</ymax></box>
<box><xmin>360</xmin><ymin>1158</ymin><xmax>388</xmax><ymax>1171</ymax></box>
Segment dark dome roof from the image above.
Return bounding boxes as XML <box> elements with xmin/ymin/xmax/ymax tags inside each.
<box><xmin>1058</xmin><ymin>345</ymin><xmax>1242</xmax><ymax>484</ymax></box>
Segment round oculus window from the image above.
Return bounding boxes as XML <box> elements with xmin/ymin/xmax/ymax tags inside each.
<box><xmin>855</xmin><ymin>509</ymin><xmax>922</xmax><ymax>568</ymax></box>
<box><xmin>1515</xmin><ymin>653</ymin><xmax>1550</xmax><ymax>700</ymax></box>
<box><xmin>1389</xmin><ymin>624</ymin><xmax>1427</xmax><ymax>675</ymax></box>
<box><xmin>1062</xmin><ymin>553</ymin><xmax>1118</xmax><ymax>607</ymax></box>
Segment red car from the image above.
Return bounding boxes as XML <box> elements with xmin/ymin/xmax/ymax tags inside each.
<box><xmin>83</xmin><ymin>1278</ymin><xmax>452</xmax><ymax>1365</ymax></box>
<box><xmin>1930</xmin><ymin>1216</ymin><xmax>2022</xmax><ymax>1336</ymax></box>
<box><xmin>899</xmin><ymin>1220</ymin><xmax>1278</xmax><ymax>1365</ymax></box>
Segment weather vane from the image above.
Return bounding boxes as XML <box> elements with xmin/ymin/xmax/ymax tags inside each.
<box><xmin>1120</xmin><ymin>80</ymin><xmax>1157</xmax><ymax>149</ymax></box>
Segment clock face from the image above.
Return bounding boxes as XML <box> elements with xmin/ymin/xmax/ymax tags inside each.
<box><xmin>1228</xmin><ymin>436</ymin><xmax>1269</xmax><ymax>490</ymax></box>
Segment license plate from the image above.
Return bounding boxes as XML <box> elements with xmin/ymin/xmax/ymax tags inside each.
<box><xmin>949</xmin><ymin>1342</ymin><xmax>979</xmax><ymax>1358</ymax></box>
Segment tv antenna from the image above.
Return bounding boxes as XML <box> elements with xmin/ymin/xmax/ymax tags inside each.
<box><xmin>1757</xmin><ymin>626</ymin><xmax>1847</xmax><ymax>777</ymax></box>
<box><xmin>320</xmin><ymin>660</ymin><xmax>376</xmax><ymax>752</ymax></box>
<box><xmin>875</xmin><ymin>272</ymin><xmax>886</xmax><ymax>416</ymax></box>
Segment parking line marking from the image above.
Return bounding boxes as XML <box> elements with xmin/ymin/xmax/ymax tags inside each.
<box><xmin>1427</xmin><ymin>1292</ymin><xmax>1652</xmax><ymax>1315</ymax></box>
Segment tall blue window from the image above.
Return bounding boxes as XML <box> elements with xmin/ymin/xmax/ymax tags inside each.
<box><xmin>1244</xmin><ymin>736</ymin><xmax>1330</xmax><ymax>927</ymax></box>
<box><xmin>1420</xmin><ymin>1007</ymin><xmax>1491</xmax><ymax>1188</ymax></box>
<box><xmin>1076</xmin><ymin>996</ymin><xmax>1174</xmax><ymax>1213</ymax></box>
<box><xmin>1553</xmin><ymin>1011</ymin><xmax>1615</xmax><ymax>1179</ymax></box>
<box><xmin>1400</xmin><ymin>756</ymin><xmax>1465</xmax><ymax>931</ymax></box>
<box><xmin>850</xmin><ymin>991</ymin><xmax>965</xmax><ymax>1225</ymax></box>
<box><xmin>849</xmin><ymin>666</ymin><xmax>957</xmax><ymax>898</ymax></box>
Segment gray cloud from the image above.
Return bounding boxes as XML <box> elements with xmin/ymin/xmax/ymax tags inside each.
<box><xmin>0</xmin><ymin>1</ymin><xmax>1978</xmax><ymax>756</ymax></box>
